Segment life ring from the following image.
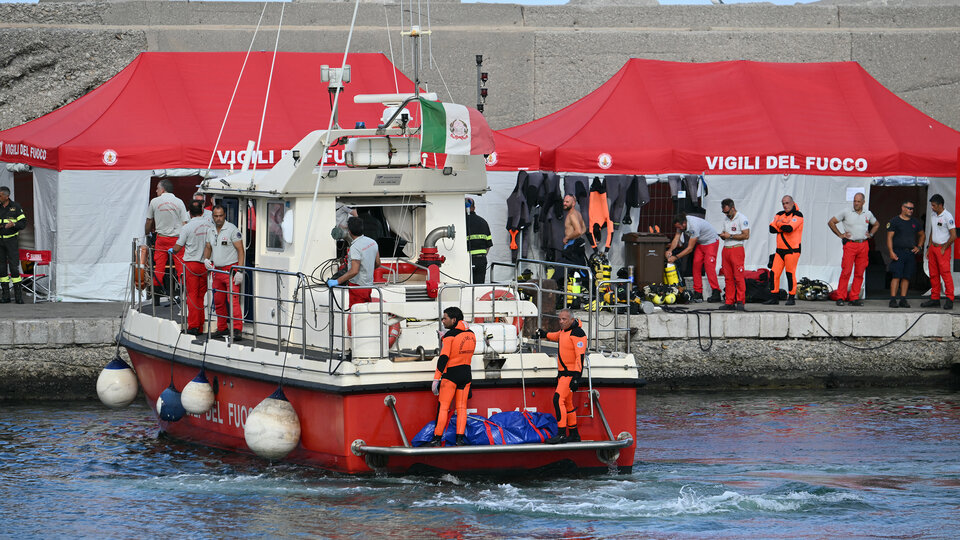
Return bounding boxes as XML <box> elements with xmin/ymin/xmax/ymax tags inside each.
<box><xmin>346</xmin><ymin>298</ymin><xmax>401</xmax><ymax>348</ymax></box>
<box><xmin>134</xmin><ymin>244</ymin><xmax>150</xmax><ymax>290</ymax></box>
<box><xmin>474</xmin><ymin>289</ymin><xmax>524</xmax><ymax>333</ymax></box>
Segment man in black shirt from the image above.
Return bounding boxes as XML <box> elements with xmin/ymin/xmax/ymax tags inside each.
<box><xmin>0</xmin><ymin>186</ymin><xmax>26</xmax><ymax>304</ymax></box>
<box><xmin>885</xmin><ymin>201</ymin><xmax>925</xmax><ymax>308</ymax></box>
<box><xmin>465</xmin><ymin>198</ymin><xmax>493</xmax><ymax>284</ymax></box>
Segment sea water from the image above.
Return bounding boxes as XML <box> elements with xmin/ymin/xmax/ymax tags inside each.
<box><xmin>2</xmin><ymin>388</ymin><xmax>959</xmax><ymax>538</ymax></box>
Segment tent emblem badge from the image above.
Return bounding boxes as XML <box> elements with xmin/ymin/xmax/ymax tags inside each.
<box><xmin>597</xmin><ymin>153</ymin><xmax>613</xmax><ymax>169</ymax></box>
<box><xmin>102</xmin><ymin>149</ymin><xmax>118</xmax><ymax>166</ymax></box>
<box><xmin>485</xmin><ymin>152</ymin><xmax>498</xmax><ymax>166</ymax></box>
<box><xmin>449</xmin><ymin>119</ymin><xmax>469</xmax><ymax>141</ymax></box>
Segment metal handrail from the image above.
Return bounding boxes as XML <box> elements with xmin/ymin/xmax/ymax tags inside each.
<box><xmin>589</xmin><ymin>276</ymin><xmax>634</xmax><ymax>354</ymax></box>
<box><xmin>326</xmin><ymin>282</ymin><xmax>391</xmax><ymax>368</ymax></box>
<box><xmin>436</xmin><ymin>282</ymin><xmax>536</xmax><ymax>354</ymax></box>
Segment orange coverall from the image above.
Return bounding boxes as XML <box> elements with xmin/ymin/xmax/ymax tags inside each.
<box><xmin>545</xmin><ymin>320</ymin><xmax>587</xmax><ymax>429</ymax></box>
<box><xmin>433</xmin><ymin>320</ymin><xmax>478</xmax><ymax>437</ymax></box>
<box><xmin>769</xmin><ymin>206</ymin><xmax>804</xmax><ymax>295</ymax></box>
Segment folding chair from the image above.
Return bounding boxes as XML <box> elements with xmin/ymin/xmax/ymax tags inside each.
<box><xmin>19</xmin><ymin>249</ymin><xmax>52</xmax><ymax>303</ymax></box>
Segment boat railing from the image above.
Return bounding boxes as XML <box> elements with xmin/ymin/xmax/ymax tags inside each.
<box><xmin>128</xmin><ymin>240</ymin><xmax>312</xmax><ymax>359</ymax></box>
<box><xmin>129</xmin><ymin>240</ymin><xmax>188</xmax><ymax>326</ymax></box>
<box><xmin>325</xmin><ymin>283</ymin><xmax>392</xmax><ymax>368</ymax></box>
<box><xmin>591</xmin><ymin>276</ymin><xmax>634</xmax><ymax>354</ymax></box>
<box><xmin>490</xmin><ymin>258</ymin><xmax>634</xmax><ymax>354</ymax></box>
<box><xmin>489</xmin><ymin>257</ymin><xmax>595</xmax><ymax>348</ymax></box>
<box><xmin>436</xmin><ymin>282</ymin><xmax>540</xmax><ymax>357</ymax></box>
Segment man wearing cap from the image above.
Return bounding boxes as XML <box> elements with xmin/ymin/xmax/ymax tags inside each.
<box><xmin>204</xmin><ymin>204</ymin><xmax>245</xmax><ymax>340</ymax></box>
<box><xmin>465</xmin><ymin>197</ymin><xmax>493</xmax><ymax>284</ymax></box>
<box><xmin>828</xmin><ymin>192</ymin><xmax>878</xmax><ymax>306</ymax></box>
<box><xmin>921</xmin><ymin>194</ymin><xmax>955</xmax><ymax>310</ymax></box>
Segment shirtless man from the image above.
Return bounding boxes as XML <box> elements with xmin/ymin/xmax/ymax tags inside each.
<box><xmin>560</xmin><ymin>194</ymin><xmax>587</xmax><ymax>268</ymax></box>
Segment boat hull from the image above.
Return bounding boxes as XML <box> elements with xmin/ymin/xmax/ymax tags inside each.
<box><xmin>129</xmin><ymin>348</ymin><xmax>638</xmax><ymax>474</ymax></box>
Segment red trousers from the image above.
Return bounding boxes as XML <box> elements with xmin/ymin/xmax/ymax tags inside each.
<box><xmin>183</xmin><ymin>261</ymin><xmax>208</xmax><ymax>331</ymax></box>
<box><xmin>928</xmin><ymin>245</ymin><xmax>954</xmax><ymax>300</ymax></box>
<box><xmin>692</xmin><ymin>241</ymin><xmax>720</xmax><ymax>294</ymax></box>
<box><xmin>212</xmin><ymin>265</ymin><xmax>242</xmax><ymax>332</ymax></box>
<box><xmin>836</xmin><ymin>241</ymin><xmax>869</xmax><ymax>301</ymax></box>
<box><xmin>435</xmin><ymin>379</ymin><xmax>471</xmax><ymax>436</ymax></box>
<box><xmin>721</xmin><ymin>245</ymin><xmax>745</xmax><ymax>305</ymax></box>
<box><xmin>153</xmin><ymin>235</ymin><xmax>183</xmax><ymax>287</ymax></box>
<box><xmin>348</xmin><ymin>284</ymin><xmax>373</xmax><ymax>306</ymax></box>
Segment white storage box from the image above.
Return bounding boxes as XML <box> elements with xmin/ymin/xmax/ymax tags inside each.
<box><xmin>469</xmin><ymin>322</ymin><xmax>520</xmax><ymax>355</ymax></box>
<box><xmin>344</xmin><ymin>136</ymin><xmax>419</xmax><ymax>168</ymax></box>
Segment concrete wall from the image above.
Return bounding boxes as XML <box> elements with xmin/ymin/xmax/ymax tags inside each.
<box><xmin>1</xmin><ymin>312</ymin><xmax>957</xmax><ymax>399</ymax></box>
<box><xmin>0</xmin><ymin>317</ymin><xmax>123</xmax><ymax>400</ymax></box>
<box><xmin>0</xmin><ymin>1</ymin><xmax>957</xmax><ymax>133</ymax></box>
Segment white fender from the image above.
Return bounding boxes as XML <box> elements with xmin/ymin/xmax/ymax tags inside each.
<box><xmin>244</xmin><ymin>387</ymin><xmax>301</xmax><ymax>461</ymax></box>
<box><xmin>181</xmin><ymin>369</ymin><xmax>216</xmax><ymax>414</ymax></box>
<box><xmin>96</xmin><ymin>356</ymin><xmax>138</xmax><ymax>409</ymax></box>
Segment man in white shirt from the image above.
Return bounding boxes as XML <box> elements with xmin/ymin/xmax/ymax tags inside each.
<box><xmin>193</xmin><ymin>192</ymin><xmax>214</xmax><ymax>224</ymax></box>
<box><xmin>204</xmin><ymin>204</ymin><xmax>245</xmax><ymax>340</ymax></box>
<box><xmin>327</xmin><ymin>216</ymin><xmax>380</xmax><ymax>306</ymax></box>
<box><xmin>172</xmin><ymin>201</ymin><xmax>215</xmax><ymax>334</ymax></box>
<box><xmin>666</xmin><ymin>214</ymin><xmax>721</xmax><ymax>303</ymax></box>
<box><xmin>922</xmin><ymin>194</ymin><xmax>955</xmax><ymax>310</ymax></box>
<box><xmin>827</xmin><ymin>192</ymin><xmax>879</xmax><ymax>306</ymax></box>
<box><xmin>145</xmin><ymin>179</ymin><xmax>188</xmax><ymax>290</ymax></box>
<box><xmin>717</xmin><ymin>199</ymin><xmax>750</xmax><ymax>311</ymax></box>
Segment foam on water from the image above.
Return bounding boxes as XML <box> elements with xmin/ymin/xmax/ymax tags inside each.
<box><xmin>411</xmin><ymin>479</ymin><xmax>866</xmax><ymax>520</ymax></box>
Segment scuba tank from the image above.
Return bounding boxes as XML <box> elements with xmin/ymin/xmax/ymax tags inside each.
<box><xmin>663</xmin><ymin>262</ymin><xmax>679</xmax><ymax>286</ymax></box>
<box><xmin>566</xmin><ymin>272</ymin><xmax>583</xmax><ymax>308</ymax></box>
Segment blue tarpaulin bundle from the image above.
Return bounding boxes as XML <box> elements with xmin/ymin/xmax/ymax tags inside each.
<box><xmin>411</xmin><ymin>411</ymin><xmax>559</xmax><ymax>447</ymax></box>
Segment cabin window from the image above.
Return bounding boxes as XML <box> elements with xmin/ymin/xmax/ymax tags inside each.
<box><xmin>266</xmin><ymin>201</ymin><xmax>286</xmax><ymax>251</ymax></box>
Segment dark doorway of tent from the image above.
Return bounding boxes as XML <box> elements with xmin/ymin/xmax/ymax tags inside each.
<box><xmin>865</xmin><ymin>184</ymin><xmax>930</xmax><ymax>299</ymax></box>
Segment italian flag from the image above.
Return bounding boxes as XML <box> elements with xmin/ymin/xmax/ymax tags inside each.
<box><xmin>418</xmin><ymin>98</ymin><xmax>496</xmax><ymax>156</ymax></box>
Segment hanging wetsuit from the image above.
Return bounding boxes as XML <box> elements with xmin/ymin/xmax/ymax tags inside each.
<box><xmin>540</xmin><ymin>173</ymin><xmax>565</xmax><ymax>261</ymax></box>
<box><xmin>521</xmin><ymin>172</ymin><xmax>545</xmax><ymax>258</ymax></box>
<box><xmin>542</xmin><ymin>319</ymin><xmax>586</xmax><ymax>439</ymax></box>
<box><xmin>588</xmin><ymin>177</ymin><xmax>614</xmax><ymax>253</ymax></box>
<box><xmin>506</xmin><ymin>173</ymin><xmax>529</xmax><ymax>263</ymax></box>
<box><xmin>623</xmin><ymin>175</ymin><xmax>650</xmax><ymax>227</ymax></box>
<box><xmin>433</xmin><ymin>320</ymin><xmax>477</xmax><ymax>439</ymax></box>
<box><xmin>605</xmin><ymin>175</ymin><xmax>629</xmax><ymax>229</ymax></box>
<box><xmin>769</xmin><ymin>203</ymin><xmax>804</xmax><ymax>296</ymax></box>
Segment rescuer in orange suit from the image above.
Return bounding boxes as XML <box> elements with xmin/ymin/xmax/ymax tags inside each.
<box><xmin>535</xmin><ymin>308</ymin><xmax>586</xmax><ymax>444</ymax></box>
<box><xmin>764</xmin><ymin>195</ymin><xmax>804</xmax><ymax>306</ymax></box>
<box><xmin>425</xmin><ymin>307</ymin><xmax>478</xmax><ymax>447</ymax></box>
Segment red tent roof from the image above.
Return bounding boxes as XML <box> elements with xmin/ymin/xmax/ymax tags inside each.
<box><xmin>502</xmin><ymin>59</ymin><xmax>960</xmax><ymax>177</ymax></box>
<box><xmin>486</xmin><ymin>131</ymin><xmax>540</xmax><ymax>171</ymax></box>
<box><xmin>0</xmin><ymin>52</ymin><xmax>419</xmax><ymax>170</ymax></box>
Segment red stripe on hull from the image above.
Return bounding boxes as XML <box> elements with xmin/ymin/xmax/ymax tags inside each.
<box><xmin>128</xmin><ymin>349</ymin><xmax>637</xmax><ymax>474</ymax></box>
